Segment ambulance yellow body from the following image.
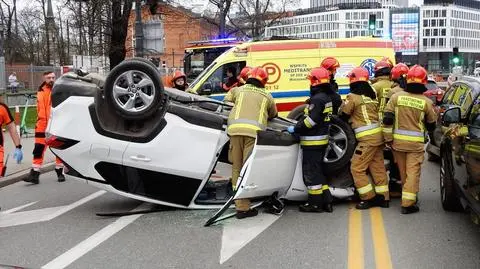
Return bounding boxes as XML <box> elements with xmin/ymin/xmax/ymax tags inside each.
<box><xmin>186</xmin><ymin>37</ymin><xmax>395</xmax><ymax>117</ymax></box>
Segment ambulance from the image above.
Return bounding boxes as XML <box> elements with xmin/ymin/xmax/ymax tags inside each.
<box><xmin>186</xmin><ymin>37</ymin><xmax>395</xmax><ymax>117</ymax></box>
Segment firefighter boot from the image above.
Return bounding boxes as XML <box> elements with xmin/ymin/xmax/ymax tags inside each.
<box><xmin>236</xmin><ymin>208</ymin><xmax>258</xmax><ymax>219</ymax></box>
<box><xmin>356</xmin><ymin>198</ymin><xmax>377</xmax><ymax>210</ymax></box>
<box><xmin>299</xmin><ymin>195</ymin><xmax>324</xmax><ymax>213</ymax></box>
<box><xmin>56</xmin><ymin>168</ymin><xmax>65</xmax><ymax>182</ymax></box>
<box><xmin>23</xmin><ymin>169</ymin><xmax>40</xmax><ymax>184</ymax></box>
<box><xmin>374</xmin><ymin>195</ymin><xmax>390</xmax><ymax>208</ymax></box>
<box><xmin>401</xmin><ymin>205</ymin><xmax>420</xmax><ymax>214</ymax></box>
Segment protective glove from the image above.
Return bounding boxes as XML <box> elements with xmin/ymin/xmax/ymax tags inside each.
<box><xmin>13</xmin><ymin>148</ymin><xmax>23</xmax><ymax>164</ymax></box>
<box><xmin>287</xmin><ymin>126</ymin><xmax>295</xmax><ymax>134</ymax></box>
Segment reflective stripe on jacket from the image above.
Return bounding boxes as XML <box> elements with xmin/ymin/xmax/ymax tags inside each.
<box><xmin>372</xmin><ymin>77</ymin><xmax>396</xmax><ymax>120</ymax></box>
<box><xmin>341</xmin><ymin>93</ymin><xmax>383</xmax><ymax>146</ymax></box>
<box><xmin>294</xmin><ymin>88</ymin><xmax>340</xmax><ymax>149</ymax></box>
<box><xmin>383</xmin><ymin>92</ymin><xmax>437</xmax><ymax>152</ymax></box>
<box><xmin>226</xmin><ymin>84</ymin><xmax>277</xmax><ymax>138</ymax></box>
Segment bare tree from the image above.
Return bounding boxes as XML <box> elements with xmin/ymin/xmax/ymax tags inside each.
<box><xmin>17</xmin><ymin>6</ymin><xmax>42</xmax><ymax>64</ymax></box>
<box><xmin>109</xmin><ymin>0</ymin><xmax>133</xmax><ymax>69</ymax></box>
<box><xmin>228</xmin><ymin>0</ymin><xmax>297</xmax><ymax>39</ymax></box>
<box><xmin>208</xmin><ymin>0</ymin><xmax>232</xmax><ymax>38</ymax></box>
<box><xmin>0</xmin><ymin>0</ymin><xmax>20</xmax><ymax>63</ymax></box>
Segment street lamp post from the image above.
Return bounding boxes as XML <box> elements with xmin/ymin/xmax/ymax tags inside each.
<box><xmin>135</xmin><ymin>0</ymin><xmax>144</xmax><ymax>58</ymax></box>
<box><xmin>0</xmin><ymin>23</ymin><xmax>5</xmax><ymax>95</ymax></box>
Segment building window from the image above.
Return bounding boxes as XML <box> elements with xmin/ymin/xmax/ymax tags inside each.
<box><xmin>423</xmin><ymin>39</ymin><xmax>427</xmax><ymax>47</ymax></box>
<box><xmin>439</xmin><ymin>38</ymin><xmax>444</xmax><ymax>46</ymax></box>
<box><xmin>434</xmin><ymin>29</ymin><xmax>438</xmax><ymax>36</ymax></box>
<box><xmin>431</xmin><ymin>19</ymin><xmax>436</xmax><ymax>27</ymax></box>
<box><xmin>442</xmin><ymin>29</ymin><xmax>446</xmax><ymax>36</ymax></box>
<box><xmin>442</xmin><ymin>10</ymin><xmax>446</xmax><ymax>17</ymax></box>
<box><xmin>431</xmin><ymin>38</ymin><xmax>436</xmax><ymax>46</ymax></box>
<box><xmin>423</xmin><ymin>20</ymin><xmax>428</xmax><ymax>27</ymax></box>
<box><xmin>439</xmin><ymin>19</ymin><xmax>445</xmax><ymax>27</ymax></box>
<box><xmin>426</xmin><ymin>29</ymin><xmax>431</xmax><ymax>36</ymax></box>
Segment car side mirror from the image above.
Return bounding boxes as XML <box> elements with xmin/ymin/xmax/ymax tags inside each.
<box><xmin>442</xmin><ymin>107</ymin><xmax>461</xmax><ymax>126</ymax></box>
<box><xmin>198</xmin><ymin>83</ymin><xmax>212</xmax><ymax>95</ymax></box>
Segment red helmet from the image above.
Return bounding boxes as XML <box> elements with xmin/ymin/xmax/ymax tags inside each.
<box><xmin>238</xmin><ymin>66</ymin><xmax>252</xmax><ymax>84</ymax></box>
<box><xmin>321</xmin><ymin>57</ymin><xmax>340</xmax><ymax>73</ymax></box>
<box><xmin>248</xmin><ymin>67</ymin><xmax>269</xmax><ymax>86</ymax></box>
<box><xmin>407</xmin><ymin>65</ymin><xmax>428</xmax><ymax>85</ymax></box>
<box><xmin>172</xmin><ymin>70</ymin><xmax>186</xmax><ymax>81</ymax></box>
<box><xmin>374</xmin><ymin>60</ymin><xmax>393</xmax><ymax>72</ymax></box>
<box><xmin>307</xmin><ymin>67</ymin><xmax>330</xmax><ymax>87</ymax></box>
<box><xmin>391</xmin><ymin>63</ymin><xmax>409</xmax><ymax>80</ymax></box>
<box><xmin>347</xmin><ymin>67</ymin><xmax>370</xmax><ymax>84</ymax></box>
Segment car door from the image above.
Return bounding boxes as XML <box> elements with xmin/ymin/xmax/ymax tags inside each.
<box><xmin>232</xmin><ymin>130</ymin><xmax>299</xmax><ymax>200</ymax></box>
<box><xmin>465</xmin><ymin>99</ymin><xmax>480</xmax><ymax>208</ymax></box>
<box><xmin>121</xmin><ymin>110</ymin><xmax>229</xmax><ymax>207</ymax></box>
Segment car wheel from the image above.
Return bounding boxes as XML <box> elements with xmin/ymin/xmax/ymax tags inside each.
<box><xmin>287</xmin><ymin>105</ymin><xmax>356</xmax><ymax>175</ymax></box>
<box><xmin>440</xmin><ymin>147</ymin><xmax>463</xmax><ymax>212</ymax></box>
<box><xmin>104</xmin><ymin>59</ymin><xmax>165</xmax><ymax>120</ymax></box>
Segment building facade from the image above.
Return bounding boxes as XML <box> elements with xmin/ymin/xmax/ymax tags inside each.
<box><xmin>126</xmin><ymin>3</ymin><xmax>218</xmax><ymax>68</ymax></box>
<box><xmin>310</xmin><ymin>0</ymin><xmax>407</xmax><ymax>9</ymax></box>
<box><xmin>265</xmin><ymin>1</ymin><xmax>480</xmax><ymax>73</ymax></box>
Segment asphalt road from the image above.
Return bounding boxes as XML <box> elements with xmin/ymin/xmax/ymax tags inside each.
<box><xmin>0</xmin><ymin>159</ymin><xmax>479</xmax><ymax>269</ymax></box>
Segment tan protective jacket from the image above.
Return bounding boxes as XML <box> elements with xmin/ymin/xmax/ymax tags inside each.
<box><xmin>387</xmin><ymin>84</ymin><xmax>404</xmax><ymax>100</ymax></box>
<box><xmin>383</xmin><ymin>92</ymin><xmax>437</xmax><ymax>152</ymax></box>
<box><xmin>225</xmin><ymin>84</ymin><xmax>277</xmax><ymax>138</ymax></box>
<box><xmin>371</xmin><ymin>76</ymin><xmax>396</xmax><ymax>120</ymax></box>
<box><xmin>341</xmin><ymin>93</ymin><xmax>383</xmax><ymax>146</ymax></box>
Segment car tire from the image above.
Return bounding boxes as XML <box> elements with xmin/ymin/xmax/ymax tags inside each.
<box><xmin>440</xmin><ymin>146</ymin><xmax>463</xmax><ymax>212</ymax></box>
<box><xmin>104</xmin><ymin>59</ymin><xmax>165</xmax><ymax>120</ymax></box>
<box><xmin>287</xmin><ymin>104</ymin><xmax>356</xmax><ymax>175</ymax></box>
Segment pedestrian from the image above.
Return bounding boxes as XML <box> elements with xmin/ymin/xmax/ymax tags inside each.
<box><xmin>24</xmin><ymin>71</ymin><xmax>65</xmax><ymax>184</ymax></box>
<box><xmin>371</xmin><ymin>58</ymin><xmax>396</xmax><ymax>120</ymax></box>
<box><xmin>383</xmin><ymin>65</ymin><xmax>437</xmax><ymax>214</ymax></box>
<box><xmin>0</xmin><ymin>101</ymin><xmax>23</xmax><ymax>211</ymax></box>
<box><xmin>287</xmin><ymin>67</ymin><xmax>340</xmax><ymax>213</ymax></box>
<box><xmin>8</xmin><ymin>72</ymin><xmax>19</xmax><ymax>93</ymax></box>
<box><xmin>171</xmin><ymin>70</ymin><xmax>188</xmax><ymax>91</ymax></box>
<box><xmin>224</xmin><ymin>66</ymin><xmax>277</xmax><ymax>219</ymax></box>
<box><xmin>339</xmin><ymin>67</ymin><xmax>389</xmax><ymax>210</ymax></box>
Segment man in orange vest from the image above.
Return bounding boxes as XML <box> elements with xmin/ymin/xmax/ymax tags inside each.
<box><xmin>24</xmin><ymin>71</ymin><xmax>64</xmax><ymax>184</ymax></box>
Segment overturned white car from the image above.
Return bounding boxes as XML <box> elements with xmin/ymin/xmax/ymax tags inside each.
<box><xmin>46</xmin><ymin>59</ymin><xmax>362</xmax><ymax>223</ymax></box>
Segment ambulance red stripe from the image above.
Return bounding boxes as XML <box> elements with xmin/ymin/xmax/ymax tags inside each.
<box><xmin>276</xmin><ymin>102</ymin><xmax>306</xmax><ymax>112</ymax></box>
<box><xmin>249</xmin><ymin>41</ymin><xmax>392</xmax><ymax>52</ymax></box>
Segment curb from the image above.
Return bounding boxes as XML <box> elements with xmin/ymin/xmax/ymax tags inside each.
<box><xmin>0</xmin><ymin>162</ymin><xmax>56</xmax><ymax>188</ymax></box>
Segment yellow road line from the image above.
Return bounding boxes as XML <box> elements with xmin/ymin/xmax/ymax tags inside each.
<box><xmin>370</xmin><ymin>207</ymin><xmax>393</xmax><ymax>269</ymax></box>
<box><xmin>348</xmin><ymin>207</ymin><xmax>364</xmax><ymax>269</ymax></box>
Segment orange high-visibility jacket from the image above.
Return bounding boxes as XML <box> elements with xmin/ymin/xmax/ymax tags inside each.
<box><xmin>35</xmin><ymin>82</ymin><xmax>52</xmax><ymax>136</ymax></box>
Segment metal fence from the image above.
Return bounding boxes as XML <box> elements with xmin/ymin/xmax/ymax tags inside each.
<box><xmin>4</xmin><ymin>64</ymin><xmax>62</xmax><ymax>93</ymax></box>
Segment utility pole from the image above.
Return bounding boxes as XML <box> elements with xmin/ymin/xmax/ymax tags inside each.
<box><xmin>135</xmin><ymin>0</ymin><xmax>144</xmax><ymax>58</ymax></box>
<box><xmin>0</xmin><ymin>23</ymin><xmax>5</xmax><ymax>95</ymax></box>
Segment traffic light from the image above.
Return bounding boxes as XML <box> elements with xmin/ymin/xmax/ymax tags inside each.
<box><xmin>452</xmin><ymin>47</ymin><xmax>460</xmax><ymax>65</ymax></box>
<box><xmin>369</xmin><ymin>14</ymin><xmax>376</xmax><ymax>31</ymax></box>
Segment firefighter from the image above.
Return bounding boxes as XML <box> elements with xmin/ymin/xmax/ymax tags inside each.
<box><xmin>383</xmin><ymin>65</ymin><xmax>437</xmax><ymax>214</ymax></box>
<box><xmin>387</xmin><ymin>63</ymin><xmax>409</xmax><ymax>101</ymax></box>
<box><xmin>339</xmin><ymin>67</ymin><xmax>389</xmax><ymax>209</ymax></box>
<box><xmin>237</xmin><ymin>66</ymin><xmax>252</xmax><ymax>87</ymax></box>
<box><xmin>24</xmin><ymin>71</ymin><xmax>64</xmax><ymax>184</ymax></box>
<box><xmin>321</xmin><ymin>57</ymin><xmax>341</xmax><ymax>92</ymax></box>
<box><xmin>224</xmin><ymin>66</ymin><xmax>277</xmax><ymax>219</ymax></box>
<box><xmin>371</xmin><ymin>58</ymin><xmax>396</xmax><ymax>120</ymax></box>
<box><xmin>287</xmin><ymin>67</ymin><xmax>340</xmax><ymax>213</ymax></box>
<box><xmin>384</xmin><ymin>62</ymin><xmax>410</xmax><ymax>196</ymax></box>
<box><xmin>171</xmin><ymin>70</ymin><xmax>188</xmax><ymax>91</ymax></box>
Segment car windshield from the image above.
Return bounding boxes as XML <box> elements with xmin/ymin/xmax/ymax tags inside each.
<box><xmin>426</xmin><ymin>81</ymin><xmax>438</xmax><ymax>91</ymax></box>
<box><xmin>188</xmin><ymin>61</ymin><xmax>217</xmax><ymax>90</ymax></box>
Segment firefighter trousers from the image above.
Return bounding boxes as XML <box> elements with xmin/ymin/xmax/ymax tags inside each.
<box><xmin>302</xmin><ymin>147</ymin><xmax>332</xmax><ymax>206</ymax></box>
<box><xmin>33</xmin><ymin>137</ymin><xmax>63</xmax><ymax>171</ymax></box>
<box><xmin>228</xmin><ymin>135</ymin><xmax>256</xmax><ymax>212</ymax></box>
<box><xmin>351</xmin><ymin>143</ymin><xmax>389</xmax><ymax>201</ymax></box>
<box><xmin>392</xmin><ymin>150</ymin><xmax>424</xmax><ymax>207</ymax></box>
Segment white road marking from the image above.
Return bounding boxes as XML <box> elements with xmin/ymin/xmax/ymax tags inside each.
<box><xmin>0</xmin><ymin>201</ymin><xmax>38</xmax><ymax>214</ymax></box>
<box><xmin>41</xmin><ymin>203</ymin><xmax>149</xmax><ymax>269</ymax></box>
<box><xmin>0</xmin><ymin>191</ymin><xmax>106</xmax><ymax>228</ymax></box>
<box><xmin>220</xmin><ymin>212</ymin><xmax>281</xmax><ymax>264</ymax></box>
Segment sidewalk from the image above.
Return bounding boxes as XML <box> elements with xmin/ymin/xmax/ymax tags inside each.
<box><xmin>0</xmin><ymin>133</ymin><xmax>55</xmax><ymax>187</ymax></box>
